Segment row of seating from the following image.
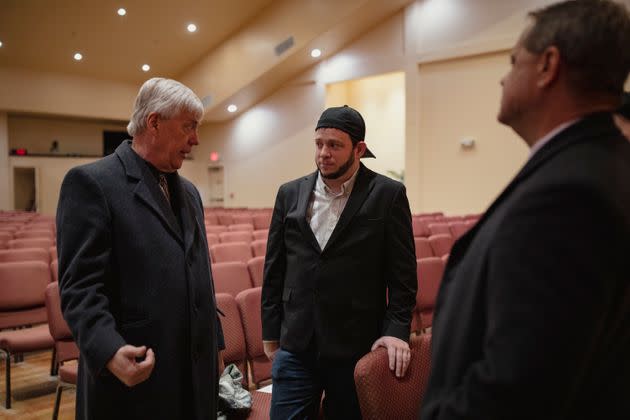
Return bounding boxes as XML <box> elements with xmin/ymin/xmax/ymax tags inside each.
<box><xmin>412</xmin><ymin>219</ymin><xmax>477</xmax><ymax>239</ymax></box>
<box><xmin>415</xmin><ymin>234</ymin><xmax>454</xmax><ymax>259</ymax></box>
<box><xmin>213</xmin><ymin>258</ymin><xmax>265</xmax><ymax>296</ymax></box>
<box><xmin>204</xmin><ymin>212</ymin><xmax>272</xmax><ymax>229</ymax></box>
<box><xmin>207</xmin><ymin>230</ymin><xmax>269</xmax><ymax>244</ymax></box>
<box><xmin>210</xmin><ymin>241</ymin><xmax>267</xmax><ymax>265</ymax></box>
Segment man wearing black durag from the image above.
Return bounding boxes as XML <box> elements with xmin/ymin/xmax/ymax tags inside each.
<box><xmin>261</xmin><ymin>105</ymin><xmax>417</xmax><ymax>419</ymax></box>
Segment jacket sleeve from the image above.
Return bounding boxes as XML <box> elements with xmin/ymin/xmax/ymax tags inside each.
<box><xmin>56</xmin><ymin>166</ymin><xmax>126</xmax><ymax>376</ymax></box>
<box><xmin>381</xmin><ymin>184</ymin><xmax>417</xmax><ymax>341</ymax></box>
<box><xmin>261</xmin><ymin>185</ymin><xmax>287</xmax><ymax>341</ymax></box>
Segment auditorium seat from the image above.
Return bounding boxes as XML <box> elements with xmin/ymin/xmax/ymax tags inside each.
<box><xmin>247</xmin><ymin>256</ymin><xmax>265</xmax><ymax>288</ymax></box>
<box><xmin>204</xmin><ymin>213</ymin><xmax>219</xmax><ymax>225</ymax></box>
<box><xmin>45</xmin><ymin>282</ymin><xmax>79</xmax><ymax>420</ymax></box>
<box><xmin>0</xmin><ymin>231</ymin><xmax>12</xmax><ymax>243</ymax></box>
<box><xmin>235</xmin><ymin>287</ymin><xmax>272</xmax><ymax>387</ymax></box>
<box><xmin>8</xmin><ymin>237</ymin><xmax>53</xmax><ymax>250</ymax></box>
<box><xmin>416</xmin><ymin>257</ymin><xmax>445</xmax><ymax>331</ymax></box>
<box><xmin>51</xmin><ymin>259</ymin><xmax>59</xmax><ymax>283</ymax></box>
<box><xmin>215</xmin><ymin>293</ymin><xmax>248</xmax><ymax>386</ymax></box>
<box><xmin>206</xmin><ymin>225</ymin><xmax>228</xmax><ymax>235</ymax></box>
<box><xmin>252</xmin><ymin>229</ymin><xmax>269</xmax><ymax>241</ymax></box>
<box><xmin>219</xmin><ymin>231</ymin><xmax>253</xmax><ymax>244</ymax></box>
<box><xmin>354</xmin><ymin>334</ymin><xmax>432</xmax><ymax>420</ymax></box>
<box><xmin>211</xmin><ymin>242</ymin><xmax>253</xmax><ymax>264</ymax></box>
<box><xmin>250</xmin><ymin>239</ymin><xmax>267</xmax><ymax>257</ymax></box>
<box><xmin>0</xmin><ymin>261</ymin><xmax>55</xmax><ymax>408</ymax></box>
<box><xmin>49</xmin><ymin>246</ymin><xmax>57</xmax><ymax>262</ymax></box>
<box><xmin>15</xmin><ymin>229</ymin><xmax>54</xmax><ymax>240</ymax></box>
<box><xmin>449</xmin><ymin>221</ymin><xmax>470</xmax><ymax>240</ymax></box>
<box><xmin>212</xmin><ymin>262</ymin><xmax>254</xmax><ymax>297</ymax></box>
<box><xmin>206</xmin><ymin>233</ymin><xmax>220</xmax><ymax>247</ymax></box>
<box><xmin>228</xmin><ymin>223</ymin><xmax>254</xmax><ymax>233</ymax></box>
<box><xmin>247</xmin><ymin>391</ymin><xmax>273</xmax><ymax>420</ymax></box>
<box><xmin>412</xmin><ymin>218</ymin><xmax>431</xmax><ymax>237</ymax></box>
<box><xmin>427</xmin><ymin>223</ymin><xmax>451</xmax><ymax>236</ymax></box>
<box><xmin>0</xmin><ymin>247</ymin><xmax>49</xmax><ymax>264</ymax></box>
<box><xmin>253</xmin><ymin>214</ymin><xmax>272</xmax><ymax>230</ymax></box>
<box><xmin>231</xmin><ymin>214</ymin><xmax>254</xmax><ymax>226</ymax></box>
<box><xmin>218</xmin><ymin>214</ymin><xmax>234</xmax><ymax>226</ymax></box>
<box><xmin>428</xmin><ymin>234</ymin><xmax>454</xmax><ymax>258</ymax></box>
<box><xmin>414</xmin><ymin>237</ymin><xmax>434</xmax><ymax>259</ymax></box>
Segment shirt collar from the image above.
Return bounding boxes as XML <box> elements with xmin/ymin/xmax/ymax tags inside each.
<box><xmin>315</xmin><ymin>166</ymin><xmax>360</xmax><ymax>197</ymax></box>
<box><xmin>528</xmin><ymin>118</ymin><xmax>581</xmax><ymax>159</ymax></box>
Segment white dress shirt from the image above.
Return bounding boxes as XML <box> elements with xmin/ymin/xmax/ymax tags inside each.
<box><xmin>307</xmin><ymin>168</ymin><xmax>360</xmax><ymax>250</ymax></box>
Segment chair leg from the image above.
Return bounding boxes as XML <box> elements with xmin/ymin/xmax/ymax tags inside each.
<box><xmin>52</xmin><ymin>383</ymin><xmax>63</xmax><ymax>420</ymax></box>
<box><xmin>1</xmin><ymin>349</ymin><xmax>11</xmax><ymax>409</ymax></box>
<box><xmin>50</xmin><ymin>347</ymin><xmax>58</xmax><ymax>376</ymax></box>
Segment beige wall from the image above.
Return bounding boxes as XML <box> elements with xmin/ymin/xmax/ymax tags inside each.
<box><xmin>8</xmin><ymin>115</ymin><xmax>128</xmax><ymax>156</ymax></box>
<box><xmin>8</xmin><ymin>156</ymin><xmax>98</xmax><ymax>216</ymax></box>
<box><xmin>415</xmin><ymin>52</ymin><xmax>528</xmax><ymax>214</ymax></box>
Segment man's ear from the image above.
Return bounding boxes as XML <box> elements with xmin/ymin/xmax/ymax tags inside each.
<box><xmin>356</xmin><ymin>141</ymin><xmax>367</xmax><ymax>158</ymax></box>
<box><xmin>537</xmin><ymin>46</ymin><xmax>560</xmax><ymax>88</ymax></box>
<box><xmin>147</xmin><ymin>112</ymin><xmax>159</xmax><ymax>131</ymax></box>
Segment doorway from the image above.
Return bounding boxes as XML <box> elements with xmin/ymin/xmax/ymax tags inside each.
<box><xmin>13</xmin><ymin>167</ymin><xmax>37</xmax><ymax>211</ymax></box>
<box><xmin>207</xmin><ymin>165</ymin><xmax>225</xmax><ymax>206</ymax></box>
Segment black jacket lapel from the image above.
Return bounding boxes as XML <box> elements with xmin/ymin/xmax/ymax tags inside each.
<box><xmin>296</xmin><ymin>171</ymin><xmax>322</xmax><ymax>253</ymax></box>
<box><xmin>115</xmin><ymin>141</ymin><xmax>184</xmax><ymax>246</ymax></box>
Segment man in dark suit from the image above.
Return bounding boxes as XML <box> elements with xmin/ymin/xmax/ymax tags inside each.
<box><xmin>262</xmin><ymin>105</ymin><xmax>417</xmax><ymax>419</ymax></box>
<box><xmin>57</xmin><ymin>78</ymin><xmax>224</xmax><ymax>420</ymax></box>
<box><xmin>421</xmin><ymin>1</ymin><xmax>630</xmax><ymax>419</ymax></box>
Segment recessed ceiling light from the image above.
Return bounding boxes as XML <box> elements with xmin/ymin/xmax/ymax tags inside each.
<box><xmin>310</xmin><ymin>48</ymin><xmax>322</xmax><ymax>58</ymax></box>
<box><xmin>187</xmin><ymin>23</ymin><xmax>197</xmax><ymax>33</ymax></box>
<box><xmin>0</xmin><ymin>41</ymin><xmax>3</xmax><ymax>48</ymax></box>
<box><xmin>117</xmin><ymin>8</ymin><xmax>126</xmax><ymax>16</ymax></box>
<box><xmin>141</xmin><ymin>64</ymin><xmax>150</xmax><ymax>72</ymax></box>
<box><xmin>73</xmin><ymin>52</ymin><xmax>83</xmax><ymax>61</ymax></box>
<box><xmin>227</xmin><ymin>104</ymin><xmax>238</xmax><ymax>113</ymax></box>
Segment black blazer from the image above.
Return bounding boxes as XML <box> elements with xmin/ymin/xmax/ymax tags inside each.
<box><xmin>57</xmin><ymin>141</ymin><xmax>223</xmax><ymax>420</ymax></box>
<box><xmin>421</xmin><ymin>113</ymin><xmax>630</xmax><ymax>420</ymax></box>
<box><xmin>262</xmin><ymin>163</ymin><xmax>417</xmax><ymax>360</ymax></box>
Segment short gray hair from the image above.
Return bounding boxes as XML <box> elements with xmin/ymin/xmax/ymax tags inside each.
<box><xmin>523</xmin><ymin>0</ymin><xmax>630</xmax><ymax>96</ymax></box>
<box><xmin>127</xmin><ymin>78</ymin><xmax>204</xmax><ymax>137</ymax></box>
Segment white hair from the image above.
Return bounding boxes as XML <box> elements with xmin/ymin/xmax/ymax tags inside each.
<box><xmin>127</xmin><ymin>77</ymin><xmax>204</xmax><ymax>137</ymax></box>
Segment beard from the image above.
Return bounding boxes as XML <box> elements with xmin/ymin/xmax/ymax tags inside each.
<box><xmin>319</xmin><ymin>151</ymin><xmax>355</xmax><ymax>180</ymax></box>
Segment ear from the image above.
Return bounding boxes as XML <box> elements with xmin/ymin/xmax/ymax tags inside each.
<box><xmin>537</xmin><ymin>46</ymin><xmax>560</xmax><ymax>88</ymax></box>
<box><xmin>146</xmin><ymin>112</ymin><xmax>160</xmax><ymax>132</ymax></box>
<box><xmin>355</xmin><ymin>141</ymin><xmax>367</xmax><ymax>158</ymax></box>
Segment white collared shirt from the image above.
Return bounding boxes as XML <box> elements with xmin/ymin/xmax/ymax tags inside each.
<box><xmin>307</xmin><ymin>168</ymin><xmax>359</xmax><ymax>250</ymax></box>
<box><xmin>528</xmin><ymin>119</ymin><xmax>581</xmax><ymax>160</ymax></box>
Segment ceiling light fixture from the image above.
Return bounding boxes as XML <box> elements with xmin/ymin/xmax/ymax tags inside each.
<box><xmin>227</xmin><ymin>104</ymin><xmax>238</xmax><ymax>113</ymax></box>
<box><xmin>187</xmin><ymin>23</ymin><xmax>197</xmax><ymax>33</ymax></box>
<box><xmin>117</xmin><ymin>8</ymin><xmax>126</xmax><ymax>16</ymax></box>
<box><xmin>73</xmin><ymin>52</ymin><xmax>83</xmax><ymax>61</ymax></box>
<box><xmin>310</xmin><ymin>48</ymin><xmax>322</xmax><ymax>58</ymax></box>
<box><xmin>141</xmin><ymin>64</ymin><xmax>150</xmax><ymax>72</ymax></box>
<box><xmin>0</xmin><ymin>41</ymin><xmax>3</xmax><ymax>48</ymax></box>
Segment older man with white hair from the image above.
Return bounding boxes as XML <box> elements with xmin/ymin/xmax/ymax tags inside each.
<box><xmin>57</xmin><ymin>78</ymin><xmax>224</xmax><ymax>420</ymax></box>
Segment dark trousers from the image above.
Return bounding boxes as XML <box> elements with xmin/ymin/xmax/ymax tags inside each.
<box><xmin>270</xmin><ymin>347</ymin><xmax>362</xmax><ymax>420</ymax></box>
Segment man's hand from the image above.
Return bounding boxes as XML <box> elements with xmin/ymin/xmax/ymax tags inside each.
<box><xmin>371</xmin><ymin>336</ymin><xmax>411</xmax><ymax>378</ymax></box>
<box><xmin>106</xmin><ymin>345</ymin><xmax>155</xmax><ymax>387</ymax></box>
<box><xmin>263</xmin><ymin>340</ymin><xmax>280</xmax><ymax>361</ymax></box>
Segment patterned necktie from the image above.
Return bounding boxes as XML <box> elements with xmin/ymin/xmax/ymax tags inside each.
<box><xmin>158</xmin><ymin>174</ymin><xmax>171</xmax><ymax>205</ymax></box>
